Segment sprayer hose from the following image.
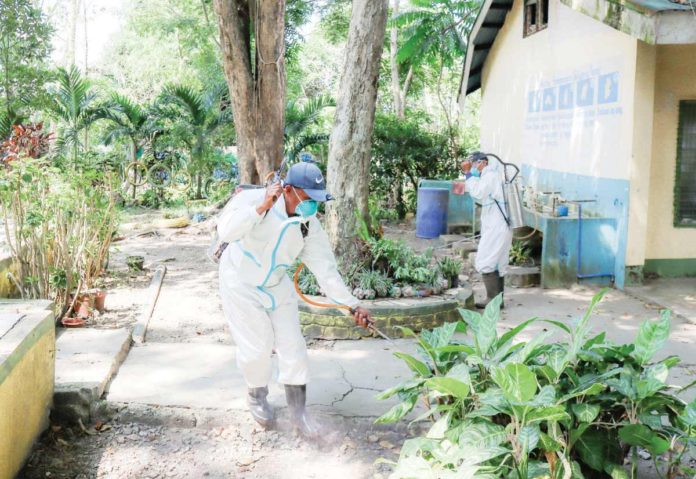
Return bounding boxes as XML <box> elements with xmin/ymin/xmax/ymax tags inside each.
<box><xmin>293</xmin><ymin>263</ymin><xmax>354</xmax><ymax>313</ymax></box>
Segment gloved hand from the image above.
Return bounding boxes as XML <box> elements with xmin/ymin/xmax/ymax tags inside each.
<box><xmin>352</xmin><ymin>307</ymin><xmax>372</xmax><ymax>329</ymax></box>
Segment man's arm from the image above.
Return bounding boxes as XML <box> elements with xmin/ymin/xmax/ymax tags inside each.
<box><xmin>298</xmin><ymin>218</ymin><xmax>359</xmax><ymax>308</ymax></box>
<box><xmin>217</xmin><ymin>184</ymin><xmax>282</xmax><ymax>243</ymax></box>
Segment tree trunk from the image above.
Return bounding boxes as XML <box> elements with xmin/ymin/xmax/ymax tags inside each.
<box><xmin>389</xmin><ymin>0</ymin><xmax>401</xmax><ymax>118</ymax></box>
<box><xmin>214</xmin><ymin>0</ymin><xmax>285</xmax><ymax>186</ymax></box>
<box><xmin>253</xmin><ymin>0</ymin><xmax>286</xmax><ymax>181</ymax></box>
<box><xmin>65</xmin><ymin>0</ymin><xmax>80</xmax><ymax>67</ymax></box>
<box><xmin>326</xmin><ymin>0</ymin><xmax>389</xmax><ymax>256</ymax></box>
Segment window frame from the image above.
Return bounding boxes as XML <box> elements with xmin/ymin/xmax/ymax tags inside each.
<box><xmin>523</xmin><ymin>0</ymin><xmax>549</xmax><ymax>37</ymax></box>
<box><xmin>674</xmin><ymin>100</ymin><xmax>696</xmax><ymax>228</ymax></box>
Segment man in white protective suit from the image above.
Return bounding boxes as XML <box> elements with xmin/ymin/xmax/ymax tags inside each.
<box><xmin>461</xmin><ymin>152</ymin><xmax>512</xmax><ymax>309</ymax></box>
<box><xmin>216</xmin><ymin>161</ymin><xmax>372</xmax><ymax>438</ymax></box>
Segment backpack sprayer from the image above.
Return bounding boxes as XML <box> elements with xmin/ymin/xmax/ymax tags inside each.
<box><xmin>483</xmin><ymin>153</ymin><xmax>525</xmax><ymax>230</ymax></box>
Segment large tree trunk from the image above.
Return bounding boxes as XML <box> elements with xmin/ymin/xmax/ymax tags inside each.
<box><xmin>326</xmin><ymin>0</ymin><xmax>389</xmax><ymax>256</ymax></box>
<box><xmin>214</xmin><ymin>0</ymin><xmax>285</xmax><ymax>185</ymax></box>
<box><xmin>389</xmin><ymin>0</ymin><xmax>401</xmax><ymax>118</ymax></box>
<box><xmin>253</xmin><ymin>0</ymin><xmax>286</xmax><ymax>181</ymax></box>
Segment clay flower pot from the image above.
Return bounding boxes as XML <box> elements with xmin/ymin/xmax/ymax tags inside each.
<box><xmin>61</xmin><ymin>317</ymin><xmax>86</xmax><ymax>328</ymax></box>
<box><xmin>94</xmin><ymin>289</ymin><xmax>107</xmax><ymax>313</ymax></box>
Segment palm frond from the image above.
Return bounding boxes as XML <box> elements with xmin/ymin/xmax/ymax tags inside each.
<box><xmin>163</xmin><ymin>84</ymin><xmax>207</xmax><ymax>126</ymax></box>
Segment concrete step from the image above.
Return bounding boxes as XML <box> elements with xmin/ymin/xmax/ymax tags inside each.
<box><xmin>53</xmin><ymin>327</ymin><xmax>132</xmax><ymax>423</ymax></box>
<box><xmin>506</xmin><ymin>266</ymin><xmax>541</xmax><ymax>288</ymax></box>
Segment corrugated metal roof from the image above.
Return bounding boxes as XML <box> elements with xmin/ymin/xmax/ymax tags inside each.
<box><xmin>458</xmin><ymin>0</ymin><xmax>514</xmax><ymax>98</ymax></box>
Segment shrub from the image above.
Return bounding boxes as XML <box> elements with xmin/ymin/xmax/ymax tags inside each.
<box><xmin>0</xmin><ymin>158</ymin><xmax>118</xmax><ymax>315</ymax></box>
<box><xmin>376</xmin><ymin>290</ymin><xmax>695</xmax><ymax>479</ymax></box>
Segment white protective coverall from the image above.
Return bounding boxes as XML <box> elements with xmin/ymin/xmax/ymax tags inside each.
<box><xmin>217</xmin><ymin>188</ymin><xmax>359</xmax><ymax>388</ymax></box>
<box><xmin>465</xmin><ymin>160</ymin><xmax>513</xmax><ymax>275</ymax></box>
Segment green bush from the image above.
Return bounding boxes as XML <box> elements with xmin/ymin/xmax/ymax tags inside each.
<box><xmin>376</xmin><ymin>290</ymin><xmax>695</xmax><ymax>479</ymax></box>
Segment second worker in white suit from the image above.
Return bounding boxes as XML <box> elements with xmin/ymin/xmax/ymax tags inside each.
<box><xmin>461</xmin><ymin>152</ymin><xmax>513</xmax><ymax>309</ymax></box>
<box><xmin>216</xmin><ymin>162</ymin><xmax>372</xmax><ymax>438</ymax></box>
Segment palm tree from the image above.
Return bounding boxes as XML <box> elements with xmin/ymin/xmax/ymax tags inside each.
<box><xmin>284</xmin><ymin>94</ymin><xmax>335</xmax><ymax>162</ymax></box>
<box><xmin>102</xmin><ymin>93</ymin><xmax>153</xmax><ymax>198</ymax></box>
<box><xmin>160</xmin><ymin>84</ymin><xmax>231</xmax><ymax>198</ymax></box>
<box><xmin>48</xmin><ymin>66</ymin><xmax>105</xmax><ymax>163</ymax></box>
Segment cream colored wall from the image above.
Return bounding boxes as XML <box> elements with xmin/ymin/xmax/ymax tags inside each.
<box><xmin>646</xmin><ymin>45</ymin><xmax>696</xmax><ymax>260</ymax></box>
<box><xmin>0</xmin><ymin>316</ymin><xmax>54</xmax><ymax>479</ymax></box>
<box><xmin>479</xmin><ymin>0</ymin><xmax>638</xmax><ymax>180</ymax></box>
<box><xmin>625</xmin><ymin>42</ymin><xmax>656</xmax><ymax>267</ymax></box>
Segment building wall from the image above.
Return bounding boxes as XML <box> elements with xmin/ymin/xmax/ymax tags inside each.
<box><xmin>477</xmin><ymin>0</ymin><xmax>646</xmax><ymax>287</ymax></box>
<box><xmin>645</xmin><ymin>45</ymin><xmax>696</xmax><ymax>277</ymax></box>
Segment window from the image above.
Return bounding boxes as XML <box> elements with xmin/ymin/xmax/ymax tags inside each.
<box><xmin>675</xmin><ymin>100</ymin><xmax>696</xmax><ymax>226</ymax></box>
<box><xmin>524</xmin><ymin>0</ymin><xmax>548</xmax><ymax>37</ymax></box>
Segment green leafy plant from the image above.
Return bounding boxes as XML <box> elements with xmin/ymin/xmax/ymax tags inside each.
<box><xmin>376</xmin><ymin>290</ymin><xmax>696</xmax><ymax>479</ymax></box>
<box><xmin>355</xmin><ymin>269</ymin><xmax>393</xmax><ymax>298</ymax></box>
<box><xmin>510</xmin><ymin>240</ymin><xmax>533</xmax><ymax>266</ymax></box>
<box><xmin>437</xmin><ymin>256</ymin><xmax>463</xmax><ymax>279</ymax></box>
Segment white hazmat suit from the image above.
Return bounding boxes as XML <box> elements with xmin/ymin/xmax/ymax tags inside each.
<box><xmin>465</xmin><ymin>159</ymin><xmax>513</xmax><ymax>276</ymax></box>
<box><xmin>217</xmin><ymin>188</ymin><xmax>359</xmax><ymax>388</ymax></box>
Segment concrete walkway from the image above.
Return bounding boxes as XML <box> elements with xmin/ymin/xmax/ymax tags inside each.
<box><xmin>627</xmin><ymin>278</ymin><xmax>696</xmax><ymax>325</ymax></box>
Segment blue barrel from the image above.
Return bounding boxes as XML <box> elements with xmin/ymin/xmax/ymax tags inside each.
<box><xmin>416</xmin><ymin>188</ymin><xmax>449</xmax><ymax>239</ymax></box>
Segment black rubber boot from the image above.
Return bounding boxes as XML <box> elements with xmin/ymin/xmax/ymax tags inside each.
<box><xmin>247</xmin><ymin>387</ymin><xmax>274</xmax><ymax>428</ymax></box>
<box><xmin>498</xmin><ymin>273</ymin><xmax>505</xmax><ymax>310</ymax></box>
<box><xmin>284</xmin><ymin>384</ymin><xmax>321</xmax><ymax>439</ymax></box>
<box><xmin>476</xmin><ymin>271</ymin><xmax>501</xmax><ymax>309</ymax></box>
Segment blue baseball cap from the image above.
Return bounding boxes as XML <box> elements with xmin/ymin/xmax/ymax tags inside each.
<box><xmin>285</xmin><ymin>162</ymin><xmax>334</xmax><ymax>202</ymax></box>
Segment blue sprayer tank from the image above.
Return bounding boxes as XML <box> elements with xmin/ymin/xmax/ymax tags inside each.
<box><xmin>416</xmin><ymin>187</ymin><xmax>449</xmax><ymax>239</ymax></box>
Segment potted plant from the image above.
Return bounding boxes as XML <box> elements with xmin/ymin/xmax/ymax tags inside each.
<box><xmin>437</xmin><ymin>257</ymin><xmax>463</xmax><ymax>288</ymax></box>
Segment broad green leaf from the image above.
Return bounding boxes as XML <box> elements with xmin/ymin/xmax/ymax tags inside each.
<box><xmin>631</xmin><ymin>310</ymin><xmax>671</xmax><ymax>365</ymax></box>
<box><xmin>393</xmin><ymin>352</ymin><xmax>431</xmax><ymax>377</ymax></box>
<box><xmin>496</xmin><ymin>318</ymin><xmax>538</xmax><ymax>349</ymax></box>
<box><xmin>435</xmin><ymin>344</ymin><xmax>476</xmax><ymax>355</ymax></box>
<box><xmin>656</xmin><ymin>355</ymin><xmax>681</xmax><ymax>369</ymax></box>
<box><xmin>446</xmin><ymin>363</ymin><xmax>472</xmax><ymax>387</ymax></box>
<box><xmin>519</xmin><ymin>424</ymin><xmax>540</xmax><ymax>453</ymax></box>
<box><xmin>507</xmin><ymin>331</ymin><xmax>552</xmax><ymax>365</ymax></box>
<box><xmin>425</xmin><ymin>377</ymin><xmax>470</xmax><ymax>400</ymax></box>
<box><xmin>541</xmin><ymin>319</ymin><xmax>572</xmax><ymax>334</ymax></box>
<box><xmin>681</xmin><ymin>399</ymin><xmax>696</xmax><ymax>427</ymax></box>
<box><xmin>408</xmin><ymin>404</ymin><xmax>454</xmax><ymax>426</ymax></box>
<box><xmin>531</xmin><ymin>385</ymin><xmax>557</xmax><ymax>406</ymax></box>
<box><xmin>575</xmin><ymin>427</ymin><xmax>623</xmax><ymax>472</ymax></box>
<box><xmin>619</xmin><ymin>424</ymin><xmax>670</xmax><ymax>455</ymax></box>
<box><xmin>547</xmin><ymin>348</ymin><xmax>568</xmax><ymax>377</ymax></box>
<box><xmin>422</xmin><ymin>321</ymin><xmax>458</xmax><ymax>350</ymax></box>
<box><xmin>560</xmin><ymin>382</ymin><xmax>606</xmax><ymax>403</ymax></box>
<box><xmin>569</xmin><ymin>423</ymin><xmax>590</xmax><ymax>448</ymax></box>
<box><xmin>604</xmin><ymin>464</ymin><xmax>629</xmax><ymax>479</ymax></box>
<box><xmin>469</xmin><ymin>388</ymin><xmax>507</xmax><ymax>418</ymax></box>
<box><xmin>492</xmin><ymin>363</ymin><xmax>538</xmax><ymax>403</ymax></box>
<box><xmin>374</xmin><ymin>395</ymin><xmax>418</xmax><ymax>424</ymax></box>
<box><xmin>375</xmin><ymin>378</ymin><xmax>425</xmax><ymax>400</ymax></box>
<box><xmin>527</xmin><ymin>405</ymin><xmax>571</xmax><ymax>424</ymax></box>
<box><xmin>539</xmin><ymin>432</ymin><xmax>561</xmax><ymax>452</ymax></box>
<box><xmin>426</xmin><ymin>413</ymin><xmax>450</xmax><ymax>439</ymax></box>
<box><xmin>638</xmin><ymin>412</ymin><xmax>664</xmax><ymax>430</ymax></box>
<box><xmin>457</xmin><ymin>421</ymin><xmax>507</xmax><ymax>448</ymax></box>
<box><xmin>571</xmin><ymin>403</ymin><xmax>601</xmax><ymax>423</ymax></box>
